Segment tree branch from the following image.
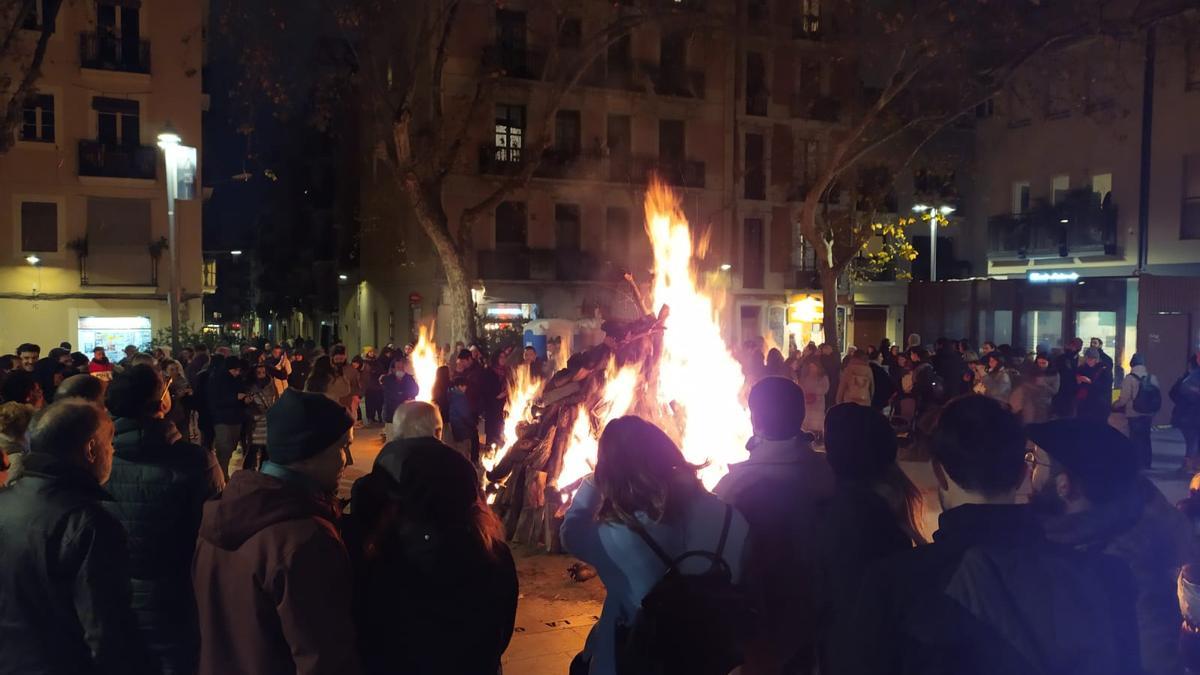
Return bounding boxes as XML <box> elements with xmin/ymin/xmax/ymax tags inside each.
<box><xmin>0</xmin><ymin>0</ymin><xmax>57</xmax><ymax>154</ymax></box>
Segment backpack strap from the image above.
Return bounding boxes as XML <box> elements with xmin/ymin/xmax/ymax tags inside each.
<box><xmin>625</xmin><ymin>516</ymin><xmax>679</xmax><ymax>572</ymax></box>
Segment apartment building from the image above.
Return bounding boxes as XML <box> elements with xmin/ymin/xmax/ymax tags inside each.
<box><xmin>907</xmin><ymin>14</ymin><xmax>1200</xmax><ymax>382</ymax></box>
<box><xmin>0</xmin><ymin>0</ymin><xmax>206</xmax><ymax>354</ymax></box>
<box><xmin>346</xmin><ymin>0</ymin><xmax>872</xmax><ymax>353</ymax></box>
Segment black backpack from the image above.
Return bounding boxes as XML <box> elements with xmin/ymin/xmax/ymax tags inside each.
<box><xmin>1132</xmin><ymin>374</ymin><xmax>1162</xmax><ymax>414</ymax></box>
<box><xmin>615</xmin><ymin>506</ymin><xmax>753</xmax><ymax>675</ymax></box>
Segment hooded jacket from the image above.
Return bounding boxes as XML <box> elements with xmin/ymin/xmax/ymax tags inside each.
<box><xmin>192</xmin><ymin>469</ymin><xmax>360</xmax><ymax>675</ymax></box>
<box><xmin>0</xmin><ymin>453</ymin><xmax>154</xmax><ymax>675</ymax></box>
<box><xmin>1041</xmin><ymin>479</ymin><xmax>1195</xmax><ymax>675</ymax></box>
<box><xmin>103</xmin><ymin>417</ymin><xmax>222</xmax><ymax>674</ymax></box>
<box><xmin>344</xmin><ymin>436</ymin><xmax>518</xmax><ymax>675</ymax></box>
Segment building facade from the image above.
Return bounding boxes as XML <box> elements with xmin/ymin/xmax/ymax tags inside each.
<box><xmin>0</xmin><ymin>0</ymin><xmax>206</xmax><ymax>354</ymax></box>
<box><xmin>345</xmin><ymin>0</ymin><xmax>900</xmax><ymax>354</ymax></box>
<box><xmin>908</xmin><ymin>14</ymin><xmax>1200</xmax><ymax>373</ymax></box>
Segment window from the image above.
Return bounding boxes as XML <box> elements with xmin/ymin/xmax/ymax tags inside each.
<box><xmin>494</xmin><ymin>104</ymin><xmax>525</xmax><ymax>162</ymax></box>
<box><xmin>555</xmin><ymin>204</ymin><xmax>581</xmax><ymax>251</ymax></box>
<box><xmin>1187</xmin><ymin>34</ymin><xmax>1200</xmax><ymax>91</ymax></box>
<box><xmin>607</xmin><ymin>33</ymin><xmax>632</xmax><ymax>72</ymax></box>
<box><xmin>554</xmin><ymin>110</ymin><xmax>581</xmax><ymax>157</ymax></box>
<box><xmin>743</xmin><ymin>218</ymin><xmax>765</xmax><ymax>289</ymax></box>
<box><xmin>558</xmin><ymin>17</ymin><xmax>581</xmax><ymax>49</ymax></box>
<box><xmin>797</xmin><ymin>139</ymin><xmax>819</xmax><ymax>186</ymax></box>
<box><xmin>21</xmin><ymin>93</ymin><xmax>54</xmax><ymax>143</ymax></box>
<box><xmin>22</xmin><ymin>0</ymin><xmax>55</xmax><ymax>31</ymax></box>
<box><xmin>494</xmin><ymin>201</ymin><xmax>527</xmax><ymax>246</ymax></box>
<box><xmin>1012</xmin><ymin>180</ymin><xmax>1031</xmax><ymax>214</ymax></box>
<box><xmin>20</xmin><ymin>201</ymin><xmax>58</xmax><ymax>252</ymax></box>
<box><xmin>748</xmin><ymin>0</ymin><xmax>769</xmax><ymax>22</ymax></box>
<box><xmin>1024</xmin><ymin>310</ymin><xmax>1063</xmax><ymax>353</ymax></box>
<box><xmin>659</xmin><ymin>119</ymin><xmax>684</xmax><ymax>163</ymax></box>
<box><xmin>660</xmin><ymin>31</ymin><xmax>687</xmax><ymax>92</ymax></box>
<box><xmin>606</xmin><ymin>114</ymin><xmax>631</xmax><ymax>157</ymax></box>
<box><xmin>202</xmin><ymin>259</ymin><xmax>217</xmax><ymax>287</ymax></box>
<box><xmin>1075</xmin><ymin>311</ymin><xmax>1117</xmax><ymax>353</ymax></box>
<box><xmin>87</xmin><ymin>197</ymin><xmax>150</xmax><ymax>246</ymax></box>
<box><xmin>93</xmin><ymin>97</ymin><xmax>139</xmax><ymax>146</ymax></box>
<box><xmin>746</xmin><ymin>52</ymin><xmax>767</xmax><ymax>115</ymax></box>
<box><xmin>605</xmin><ymin>207</ymin><xmax>630</xmax><ymax>260</ymax></box>
<box><xmin>1051</xmin><ymin>175</ymin><xmax>1069</xmax><ymax>205</ymax></box>
<box><xmin>798</xmin><ymin>0</ymin><xmax>821</xmax><ymax>35</ymax></box>
<box><xmin>1184</xmin><ymin>153</ymin><xmax>1200</xmax><ymax>240</ymax></box>
<box><xmin>1091</xmin><ymin>173</ymin><xmax>1112</xmax><ymax>206</ymax></box>
<box><xmin>744</xmin><ymin>133</ymin><xmax>765</xmax><ymax>200</ymax></box>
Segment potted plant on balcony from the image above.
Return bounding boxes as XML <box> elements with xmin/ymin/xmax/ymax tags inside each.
<box><xmin>67</xmin><ymin>236</ymin><xmax>89</xmax><ymax>285</ymax></box>
<box><xmin>149</xmin><ymin>237</ymin><xmax>169</xmax><ymax>285</ymax></box>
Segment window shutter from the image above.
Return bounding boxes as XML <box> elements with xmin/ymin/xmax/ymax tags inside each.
<box><xmin>771</xmin><ymin>124</ymin><xmax>793</xmax><ymax>187</ymax></box>
<box><xmin>770</xmin><ymin>206</ymin><xmax>792</xmax><ymax>273</ymax></box>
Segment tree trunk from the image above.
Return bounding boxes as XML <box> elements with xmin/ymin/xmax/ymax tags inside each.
<box><xmin>401</xmin><ymin>175</ymin><xmax>478</xmax><ymax>344</ymax></box>
<box><xmin>819</xmin><ymin>264</ymin><xmax>839</xmax><ymax>353</ymax></box>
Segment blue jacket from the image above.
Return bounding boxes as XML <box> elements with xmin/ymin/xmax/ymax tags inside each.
<box><xmin>561</xmin><ymin>478</ymin><xmax>750</xmax><ymax>675</ymax></box>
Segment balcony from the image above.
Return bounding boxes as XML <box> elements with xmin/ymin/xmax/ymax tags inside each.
<box><xmin>78</xmin><ymin>140</ymin><xmax>156</xmax><ymax>180</ymax></box>
<box><xmin>987</xmin><ymin>196</ymin><xmax>1118</xmax><ymax>260</ymax></box>
<box><xmin>477</xmin><ymin>248</ymin><xmax>602</xmax><ymax>282</ymax></box>
<box><xmin>482</xmin><ymin>46</ymin><xmax>546</xmax><ymax>80</ymax></box>
<box><xmin>636</xmin><ymin>60</ymin><xmax>706</xmax><ymax>99</ymax></box>
<box><xmin>80</xmin><ymin>33</ymin><xmax>150</xmax><ymax>74</ymax></box>
<box><xmin>791</xmin><ymin>95</ymin><xmax>841</xmax><ymax>122</ymax></box>
<box><xmin>478</xmin><ymin>146</ymin><xmax>704</xmax><ymax>188</ymax></box>
<box><xmin>635</xmin><ymin>156</ymin><xmax>705</xmax><ymax>189</ymax></box>
<box><xmin>792</xmin><ymin>15</ymin><xmax>823</xmax><ymax>40</ymax></box>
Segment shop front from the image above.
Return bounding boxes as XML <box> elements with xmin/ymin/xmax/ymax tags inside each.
<box><xmin>908</xmin><ymin>273</ymin><xmax>1134</xmax><ymax>370</ymax></box>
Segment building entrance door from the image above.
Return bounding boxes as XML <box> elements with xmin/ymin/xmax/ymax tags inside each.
<box><xmin>852</xmin><ymin>306</ymin><xmax>888</xmax><ymax>352</ymax></box>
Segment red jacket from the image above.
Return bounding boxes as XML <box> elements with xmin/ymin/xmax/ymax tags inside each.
<box><xmin>193</xmin><ymin>469</ymin><xmax>360</xmax><ymax>675</ymax></box>
<box><xmin>89</xmin><ymin>357</ymin><xmax>114</xmax><ymax>379</ymax></box>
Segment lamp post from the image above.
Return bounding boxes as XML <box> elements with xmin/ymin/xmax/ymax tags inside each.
<box><xmin>157</xmin><ymin>123</ymin><xmax>183</xmax><ymax>354</ymax></box>
<box><xmin>911</xmin><ymin>203</ymin><xmax>956</xmax><ymax>282</ymax></box>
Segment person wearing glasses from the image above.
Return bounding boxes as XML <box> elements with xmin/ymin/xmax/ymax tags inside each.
<box><xmin>103</xmin><ymin>364</ymin><xmax>224</xmax><ymax>675</ymax></box>
<box><xmin>1027</xmin><ymin>418</ymin><xmax>1194</xmax><ymax>675</ymax></box>
<box><xmin>834</xmin><ymin>395</ymin><xmax>1140</xmax><ymax>675</ymax></box>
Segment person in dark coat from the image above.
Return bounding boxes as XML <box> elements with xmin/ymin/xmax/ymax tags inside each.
<box><xmin>1028</xmin><ymin>419</ymin><xmax>1196</xmax><ymax>675</ymax></box>
<box><xmin>869</xmin><ymin>358</ymin><xmax>895</xmax><ymax>410</ymax></box>
<box><xmin>184</xmin><ymin>343</ymin><xmax>210</xmax><ymax>384</ymax></box>
<box><xmin>1170</xmin><ymin>353</ymin><xmax>1200</xmax><ymax>474</ymax></box>
<box><xmin>814</xmin><ymin>404</ymin><xmax>924</xmax><ymax>671</ymax></box>
<box><xmin>1077</xmin><ymin>348</ymin><xmax>1114</xmax><ymax>422</ymax></box>
<box><xmin>193</xmin><ymin>389</ymin><xmax>359</xmax><ymax>675</ymax></box>
<box><xmin>714</xmin><ymin>377</ymin><xmax>835</xmax><ymax>674</ymax></box>
<box><xmin>192</xmin><ymin>353</ymin><xmax>222</xmax><ymax>453</ymax></box>
<box><xmin>1052</xmin><ymin>337</ymin><xmax>1084</xmax><ymax>418</ymax></box>
<box><xmin>818</xmin><ymin>344</ymin><xmax>841</xmax><ymax>409</ymax></box>
<box><xmin>931</xmin><ymin>338</ymin><xmax>966</xmax><ymax>398</ymax></box>
<box><xmin>834</xmin><ymin>395</ymin><xmax>1141</xmax><ymax>675</ymax></box>
<box><xmin>207</xmin><ymin>356</ymin><xmax>249</xmax><ymax>478</ymax></box>
<box><xmin>0</xmin><ymin>399</ymin><xmax>155</xmax><ymax>675</ymax></box>
<box><xmin>345</xmin><ymin>401</ymin><xmax>518</xmax><ymax>675</ymax></box>
<box><xmin>103</xmin><ymin>365</ymin><xmax>224</xmax><ymax>674</ymax></box>
<box><xmin>380</xmin><ymin>357</ymin><xmax>419</xmax><ymax>428</ymax></box>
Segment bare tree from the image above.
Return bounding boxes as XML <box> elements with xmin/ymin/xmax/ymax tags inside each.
<box><xmin>0</xmin><ymin>0</ymin><xmax>60</xmax><ymax>154</ymax></box>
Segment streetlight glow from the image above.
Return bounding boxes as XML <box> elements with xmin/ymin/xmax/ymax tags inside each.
<box><xmin>156</xmin><ymin>121</ymin><xmax>182</xmax><ymax>149</ymax></box>
<box><xmin>25</xmin><ymin>255</ymin><xmax>40</xmax><ymax>266</ymax></box>
<box><xmin>338</xmin><ymin>274</ymin><xmax>349</xmax><ymax>281</ymax></box>
<box><xmin>719</xmin><ymin>263</ymin><xmax>732</xmax><ymax>271</ymax></box>
<box><xmin>912</xmin><ymin>202</ymin><xmax>954</xmax><ymax>282</ymax></box>
<box><xmin>938</xmin><ymin>205</ymin><xmax>956</xmax><ymax>215</ymax></box>
<box><xmin>230</xmin><ymin>250</ymin><xmax>243</xmax><ymax>256</ymax></box>
<box><xmin>911</xmin><ymin>204</ymin><xmax>931</xmax><ymax>213</ymax></box>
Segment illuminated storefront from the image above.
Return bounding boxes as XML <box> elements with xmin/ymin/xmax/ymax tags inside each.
<box><xmin>77</xmin><ymin>316</ymin><xmax>153</xmax><ymax>354</ymax></box>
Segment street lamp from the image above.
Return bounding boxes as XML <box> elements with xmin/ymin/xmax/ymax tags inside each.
<box><xmin>230</xmin><ymin>250</ymin><xmax>243</xmax><ymax>256</ymax></box>
<box><xmin>157</xmin><ymin>122</ymin><xmax>183</xmax><ymax>354</ymax></box>
<box><xmin>338</xmin><ymin>274</ymin><xmax>349</xmax><ymax>281</ymax></box>
<box><xmin>911</xmin><ymin>203</ymin><xmax>955</xmax><ymax>282</ymax></box>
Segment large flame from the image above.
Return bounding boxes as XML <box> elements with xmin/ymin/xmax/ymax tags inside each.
<box><xmin>484</xmin><ymin>362</ymin><xmax>546</xmax><ymax>477</ymax></box>
<box><xmin>411</xmin><ymin>323</ymin><xmax>440</xmax><ymax>403</ymax></box>
<box><xmin>643</xmin><ymin>181</ymin><xmax>751</xmax><ymax>487</ymax></box>
<box><xmin>557</xmin><ymin>181</ymin><xmax>752</xmax><ymax>490</ymax></box>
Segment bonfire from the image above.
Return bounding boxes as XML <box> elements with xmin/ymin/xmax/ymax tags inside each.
<box><xmin>480</xmin><ymin>180</ymin><xmax>754</xmax><ymax>548</ymax></box>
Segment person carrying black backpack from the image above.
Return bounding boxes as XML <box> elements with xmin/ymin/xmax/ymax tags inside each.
<box><xmin>1170</xmin><ymin>352</ymin><xmax>1200</xmax><ymax>475</ymax></box>
<box><xmin>1114</xmin><ymin>353</ymin><xmax>1160</xmax><ymax>469</ymax></box>
<box><xmin>561</xmin><ymin>416</ymin><xmax>752</xmax><ymax>675</ymax></box>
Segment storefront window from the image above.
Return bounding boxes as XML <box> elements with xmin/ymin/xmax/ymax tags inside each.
<box><xmin>1024</xmin><ymin>310</ymin><xmax>1063</xmax><ymax>354</ymax></box>
<box><xmin>1075</xmin><ymin>311</ymin><xmax>1117</xmax><ymax>351</ymax></box>
<box><xmin>78</xmin><ymin>316</ymin><xmax>152</xmax><ymax>354</ymax></box>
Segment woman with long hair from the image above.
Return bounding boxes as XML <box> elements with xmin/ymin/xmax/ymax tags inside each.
<box><xmin>813</xmin><ymin>403</ymin><xmax>925</xmax><ymax>669</ymax></box>
<box><xmin>304</xmin><ymin>354</ymin><xmax>335</xmax><ymax>394</ymax></box>
<box><xmin>346</xmin><ymin>426</ymin><xmax>516</xmax><ymax>675</ymax></box>
<box><xmin>561</xmin><ymin>416</ymin><xmax>750</xmax><ymax>675</ymax></box>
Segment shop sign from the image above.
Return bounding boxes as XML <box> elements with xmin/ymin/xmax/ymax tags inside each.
<box><xmin>1027</xmin><ymin>271</ymin><xmax>1080</xmax><ymax>283</ymax></box>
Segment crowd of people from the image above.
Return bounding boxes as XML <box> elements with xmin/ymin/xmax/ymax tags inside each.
<box><xmin>1</xmin><ymin>332</ymin><xmax>1199</xmax><ymax>675</ymax></box>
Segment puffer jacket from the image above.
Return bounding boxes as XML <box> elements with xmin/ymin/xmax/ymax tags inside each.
<box><xmin>103</xmin><ymin>417</ymin><xmax>223</xmax><ymax>675</ymax></box>
<box><xmin>836</xmin><ymin>362</ymin><xmax>875</xmax><ymax>407</ymax></box>
<box><xmin>0</xmin><ymin>452</ymin><xmax>155</xmax><ymax>675</ymax></box>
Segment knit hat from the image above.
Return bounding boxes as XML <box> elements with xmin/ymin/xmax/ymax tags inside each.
<box><xmin>824</xmin><ymin>403</ymin><xmax>897</xmax><ymax>481</ymax></box>
<box><xmin>266</xmin><ymin>389</ymin><xmax>353</xmax><ymax>464</ymax></box>
<box><xmin>1130</xmin><ymin>353</ymin><xmax>1145</xmax><ymax>367</ymax></box>
<box><xmin>1084</xmin><ymin>348</ymin><xmax>1100</xmax><ymax>359</ymax></box>
<box><xmin>1027</xmin><ymin>418</ymin><xmax>1138</xmax><ymax>504</ymax></box>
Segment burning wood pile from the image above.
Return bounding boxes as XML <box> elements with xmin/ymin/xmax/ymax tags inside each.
<box><xmin>482</xmin><ymin>181</ymin><xmax>755</xmax><ymax>550</ymax></box>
